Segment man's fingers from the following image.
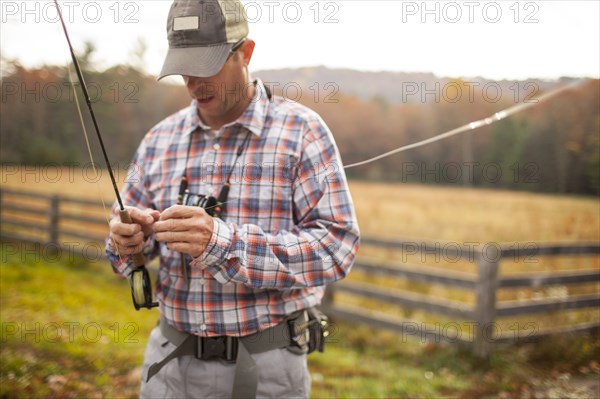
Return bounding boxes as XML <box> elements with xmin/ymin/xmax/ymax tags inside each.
<box><xmin>153</xmin><ymin>217</ymin><xmax>194</xmax><ymax>233</ymax></box>
<box><xmin>111</xmin><ymin>218</ymin><xmax>142</xmax><ymax>236</ymax></box>
<box><xmin>111</xmin><ymin>230</ymin><xmax>145</xmax><ymax>247</ymax></box>
<box><xmin>159</xmin><ymin>205</ymin><xmax>205</xmax><ymax>221</ymax></box>
<box><xmin>110</xmin><ymin>230</ymin><xmax>145</xmax><ymax>255</ymax></box>
<box><xmin>127</xmin><ymin>206</ymin><xmax>158</xmax><ymax>226</ymax></box>
<box><xmin>115</xmin><ymin>242</ymin><xmax>145</xmax><ymax>256</ymax></box>
<box><xmin>108</xmin><ymin>207</ymin><xmax>160</xmax><ymax>256</ymax></box>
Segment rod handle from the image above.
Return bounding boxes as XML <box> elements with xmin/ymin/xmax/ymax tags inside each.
<box><xmin>119</xmin><ymin>209</ymin><xmax>146</xmax><ymax>268</ymax></box>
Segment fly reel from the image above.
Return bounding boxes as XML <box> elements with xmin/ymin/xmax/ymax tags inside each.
<box><xmin>130</xmin><ymin>266</ymin><xmax>158</xmax><ymax>310</ymax></box>
<box><xmin>182</xmin><ymin>191</ymin><xmax>222</xmax><ymax>218</ymax></box>
<box><xmin>119</xmin><ymin>209</ymin><xmax>158</xmax><ymax>311</ymax></box>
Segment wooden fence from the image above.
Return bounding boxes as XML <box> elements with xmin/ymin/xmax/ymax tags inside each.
<box><xmin>322</xmin><ymin>237</ymin><xmax>600</xmax><ymax>357</ymax></box>
<box><xmin>0</xmin><ymin>188</ymin><xmax>108</xmax><ymax>248</ymax></box>
<box><xmin>1</xmin><ymin>188</ymin><xmax>599</xmax><ymax>357</ymax></box>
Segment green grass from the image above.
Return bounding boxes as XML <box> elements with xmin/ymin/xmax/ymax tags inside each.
<box><xmin>0</xmin><ymin>243</ymin><xmax>157</xmax><ymax>398</ymax></box>
<box><xmin>1</xmin><ymin>244</ymin><xmax>599</xmax><ymax>398</ymax></box>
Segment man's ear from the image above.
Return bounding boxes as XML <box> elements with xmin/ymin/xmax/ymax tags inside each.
<box><xmin>241</xmin><ymin>39</ymin><xmax>255</xmax><ymax>65</ymax></box>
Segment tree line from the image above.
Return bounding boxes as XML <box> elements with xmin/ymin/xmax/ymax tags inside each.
<box><xmin>1</xmin><ymin>57</ymin><xmax>598</xmax><ymax>195</ymax></box>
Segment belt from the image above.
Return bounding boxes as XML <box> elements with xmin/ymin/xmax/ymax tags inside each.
<box><xmin>146</xmin><ymin>312</ymin><xmax>308</xmax><ymax>399</ymax></box>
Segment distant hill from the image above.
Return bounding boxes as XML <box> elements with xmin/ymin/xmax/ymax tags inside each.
<box><xmin>255</xmin><ymin>66</ymin><xmax>582</xmax><ymax>104</ymax></box>
<box><xmin>256</xmin><ymin>66</ymin><xmax>440</xmax><ymax>103</ymax></box>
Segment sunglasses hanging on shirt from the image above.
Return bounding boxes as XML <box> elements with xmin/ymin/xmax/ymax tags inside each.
<box><xmin>177</xmin><ymin>130</ymin><xmax>252</xmax><ymax>218</ymax></box>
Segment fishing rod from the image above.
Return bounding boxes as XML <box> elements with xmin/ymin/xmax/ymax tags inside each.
<box><xmin>54</xmin><ymin>0</ymin><xmax>157</xmax><ymax>310</ymax></box>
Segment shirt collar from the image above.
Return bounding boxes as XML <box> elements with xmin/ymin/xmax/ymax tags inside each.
<box><xmin>183</xmin><ymin>79</ymin><xmax>270</xmax><ymax>137</ymax></box>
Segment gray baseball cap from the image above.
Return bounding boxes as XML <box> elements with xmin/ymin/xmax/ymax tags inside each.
<box><xmin>158</xmin><ymin>0</ymin><xmax>249</xmax><ymax>80</ymax></box>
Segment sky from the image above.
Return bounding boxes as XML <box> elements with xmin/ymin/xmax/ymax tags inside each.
<box><xmin>1</xmin><ymin>0</ymin><xmax>599</xmax><ymax>82</ymax></box>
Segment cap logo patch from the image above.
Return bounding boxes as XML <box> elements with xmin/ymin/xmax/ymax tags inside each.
<box><xmin>174</xmin><ymin>16</ymin><xmax>199</xmax><ymax>31</ymax></box>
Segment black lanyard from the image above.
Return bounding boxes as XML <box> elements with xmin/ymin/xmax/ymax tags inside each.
<box><xmin>177</xmin><ymin>129</ymin><xmax>252</xmax><ymax>219</ymax></box>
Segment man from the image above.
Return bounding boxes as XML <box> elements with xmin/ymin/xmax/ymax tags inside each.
<box><xmin>106</xmin><ymin>0</ymin><xmax>359</xmax><ymax>397</ymax></box>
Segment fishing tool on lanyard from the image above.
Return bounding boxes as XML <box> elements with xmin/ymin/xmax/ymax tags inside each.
<box><xmin>54</xmin><ymin>0</ymin><xmax>157</xmax><ymax>310</ymax></box>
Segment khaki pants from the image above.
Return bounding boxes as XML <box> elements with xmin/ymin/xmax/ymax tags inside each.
<box><xmin>140</xmin><ymin>326</ymin><xmax>311</xmax><ymax>399</ymax></box>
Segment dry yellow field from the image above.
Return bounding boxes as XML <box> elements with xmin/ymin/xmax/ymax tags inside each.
<box><xmin>2</xmin><ymin>166</ymin><xmax>598</xmax><ymax>243</ymax></box>
<box><xmin>350</xmin><ymin>181</ymin><xmax>599</xmax><ymax>243</ymax></box>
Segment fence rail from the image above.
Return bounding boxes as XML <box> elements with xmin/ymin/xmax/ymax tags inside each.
<box><xmin>1</xmin><ymin>188</ymin><xmax>599</xmax><ymax>357</ymax></box>
<box><xmin>324</xmin><ymin>238</ymin><xmax>600</xmax><ymax>357</ymax></box>
<box><xmin>0</xmin><ymin>188</ymin><xmax>109</xmax><ymax>251</ymax></box>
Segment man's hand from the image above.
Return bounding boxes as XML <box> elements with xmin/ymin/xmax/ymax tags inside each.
<box><xmin>109</xmin><ymin>207</ymin><xmax>160</xmax><ymax>255</ymax></box>
<box><xmin>153</xmin><ymin>205</ymin><xmax>215</xmax><ymax>259</ymax></box>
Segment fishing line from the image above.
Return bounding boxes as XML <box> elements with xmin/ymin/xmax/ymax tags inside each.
<box><xmin>343</xmin><ymin>79</ymin><xmax>586</xmax><ymax>169</ymax></box>
<box><xmin>63</xmin><ymin>58</ymin><xmax>115</xmax><ymax>240</ymax></box>
<box><xmin>204</xmin><ymin>78</ymin><xmax>586</xmax><ymax>214</ymax></box>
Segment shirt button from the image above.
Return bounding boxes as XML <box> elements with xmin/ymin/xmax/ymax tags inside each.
<box><xmin>200</xmin><ymin>323</ymin><xmax>207</xmax><ymax>331</ymax></box>
<box><xmin>213</xmin><ymin>143</ymin><xmax>220</xmax><ymax>150</ymax></box>
<box><xmin>199</xmin><ymin>277</ymin><xmax>206</xmax><ymax>286</ymax></box>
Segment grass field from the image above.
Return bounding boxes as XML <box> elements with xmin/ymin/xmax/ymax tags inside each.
<box><xmin>2</xmin><ymin>247</ymin><xmax>599</xmax><ymax>399</ymax></box>
<box><xmin>1</xmin><ymin>168</ymin><xmax>599</xmax><ymax>397</ymax></box>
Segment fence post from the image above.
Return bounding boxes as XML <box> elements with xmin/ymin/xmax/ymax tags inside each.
<box><xmin>48</xmin><ymin>195</ymin><xmax>60</xmax><ymax>245</ymax></box>
<box><xmin>473</xmin><ymin>249</ymin><xmax>500</xmax><ymax>358</ymax></box>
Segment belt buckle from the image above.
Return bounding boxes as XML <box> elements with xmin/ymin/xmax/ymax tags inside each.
<box><xmin>197</xmin><ymin>337</ymin><xmax>238</xmax><ymax>361</ymax></box>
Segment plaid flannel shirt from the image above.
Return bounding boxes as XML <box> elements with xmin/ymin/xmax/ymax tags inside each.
<box><xmin>106</xmin><ymin>80</ymin><xmax>360</xmax><ymax>336</ymax></box>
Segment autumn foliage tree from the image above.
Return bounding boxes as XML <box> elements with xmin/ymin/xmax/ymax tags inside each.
<box><xmin>1</xmin><ymin>59</ymin><xmax>598</xmax><ymax>195</ymax></box>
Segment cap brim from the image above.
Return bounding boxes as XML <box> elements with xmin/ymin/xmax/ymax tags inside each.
<box><xmin>158</xmin><ymin>44</ymin><xmax>232</xmax><ymax>80</ymax></box>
